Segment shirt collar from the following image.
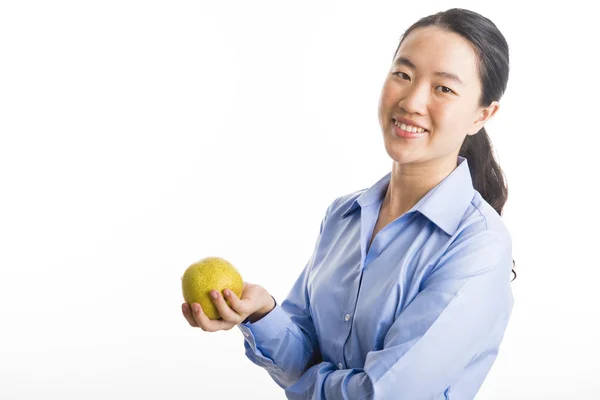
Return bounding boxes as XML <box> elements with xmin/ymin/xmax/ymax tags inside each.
<box><xmin>341</xmin><ymin>157</ymin><xmax>475</xmax><ymax>235</ymax></box>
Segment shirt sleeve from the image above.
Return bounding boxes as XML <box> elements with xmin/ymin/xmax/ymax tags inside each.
<box><xmin>283</xmin><ymin>228</ymin><xmax>515</xmax><ymax>400</ymax></box>
<box><xmin>237</xmin><ymin>201</ymin><xmax>333</xmax><ymax>389</ymax></box>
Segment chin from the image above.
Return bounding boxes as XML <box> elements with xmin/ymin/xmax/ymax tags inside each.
<box><xmin>383</xmin><ymin>144</ymin><xmax>422</xmax><ymax>166</ymax></box>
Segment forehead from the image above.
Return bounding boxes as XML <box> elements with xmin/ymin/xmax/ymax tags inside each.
<box><xmin>395</xmin><ymin>26</ymin><xmax>480</xmax><ymax>85</ymax></box>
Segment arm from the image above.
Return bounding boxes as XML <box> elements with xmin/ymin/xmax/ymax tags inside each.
<box><xmin>284</xmin><ymin>229</ymin><xmax>514</xmax><ymax>400</ymax></box>
<box><xmin>237</xmin><ymin>202</ymin><xmax>333</xmax><ymax>388</ymax></box>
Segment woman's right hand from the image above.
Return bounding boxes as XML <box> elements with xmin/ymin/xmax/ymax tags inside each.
<box><xmin>181</xmin><ymin>282</ymin><xmax>275</xmax><ymax>332</ymax></box>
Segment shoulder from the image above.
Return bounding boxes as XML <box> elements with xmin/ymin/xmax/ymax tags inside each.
<box><xmin>459</xmin><ymin>190</ymin><xmax>511</xmax><ymax>246</ymax></box>
<box><xmin>429</xmin><ymin>190</ymin><xmax>513</xmax><ymax>282</ymax></box>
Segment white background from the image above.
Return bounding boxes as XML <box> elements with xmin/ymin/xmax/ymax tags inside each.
<box><xmin>1</xmin><ymin>1</ymin><xmax>598</xmax><ymax>399</ymax></box>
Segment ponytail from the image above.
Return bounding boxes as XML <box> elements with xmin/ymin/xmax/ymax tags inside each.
<box><xmin>459</xmin><ymin>128</ymin><xmax>516</xmax><ymax>281</ymax></box>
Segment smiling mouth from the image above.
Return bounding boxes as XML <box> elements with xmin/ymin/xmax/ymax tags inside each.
<box><xmin>392</xmin><ymin>118</ymin><xmax>429</xmax><ymax>139</ymax></box>
<box><xmin>392</xmin><ymin>118</ymin><xmax>428</xmax><ymax>133</ymax></box>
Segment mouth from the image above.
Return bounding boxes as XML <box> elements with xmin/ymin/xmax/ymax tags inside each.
<box><xmin>392</xmin><ymin>118</ymin><xmax>429</xmax><ymax>138</ymax></box>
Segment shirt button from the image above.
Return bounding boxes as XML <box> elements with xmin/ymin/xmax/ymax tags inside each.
<box><xmin>338</xmin><ymin>363</ymin><xmax>343</xmax><ymax>369</ymax></box>
<box><xmin>344</xmin><ymin>313</ymin><xmax>351</xmax><ymax>321</ymax></box>
<box><xmin>243</xmin><ymin>332</ymin><xmax>249</xmax><ymax>338</ymax></box>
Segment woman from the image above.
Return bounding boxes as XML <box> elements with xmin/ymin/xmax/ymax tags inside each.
<box><xmin>182</xmin><ymin>8</ymin><xmax>515</xmax><ymax>399</ymax></box>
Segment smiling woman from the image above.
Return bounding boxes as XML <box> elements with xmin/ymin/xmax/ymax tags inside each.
<box><xmin>379</xmin><ymin>10</ymin><xmax>516</xmax><ymax>279</ymax></box>
<box><xmin>183</xmin><ymin>8</ymin><xmax>516</xmax><ymax>400</ymax></box>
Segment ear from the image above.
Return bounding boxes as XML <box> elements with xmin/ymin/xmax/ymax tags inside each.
<box><xmin>467</xmin><ymin>101</ymin><xmax>500</xmax><ymax>136</ymax></box>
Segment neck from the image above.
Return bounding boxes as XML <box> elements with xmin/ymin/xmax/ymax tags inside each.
<box><xmin>383</xmin><ymin>157</ymin><xmax>459</xmax><ymax>218</ymax></box>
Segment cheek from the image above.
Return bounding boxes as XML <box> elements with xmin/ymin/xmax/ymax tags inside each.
<box><xmin>379</xmin><ymin>82</ymin><xmax>398</xmax><ymax>110</ymax></box>
<box><xmin>431</xmin><ymin>105</ymin><xmax>468</xmax><ymax>133</ymax></box>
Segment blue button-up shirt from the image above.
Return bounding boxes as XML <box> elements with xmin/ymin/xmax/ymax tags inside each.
<box><xmin>238</xmin><ymin>156</ymin><xmax>514</xmax><ymax>399</ymax></box>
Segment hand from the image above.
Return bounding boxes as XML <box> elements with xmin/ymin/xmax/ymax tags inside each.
<box><xmin>181</xmin><ymin>282</ymin><xmax>275</xmax><ymax>332</ymax></box>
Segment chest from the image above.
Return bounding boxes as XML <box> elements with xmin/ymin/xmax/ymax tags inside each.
<box><xmin>368</xmin><ymin>208</ymin><xmax>399</xmax><ymax>252</ymax></box>
<box><xmin>307</xmin><ymin>216</ymin><xmax>445</xmax><ymax>355</ymax></box>
<box><xmin>368</xmin><ymin>217</ymin><xmax>388</xmax><ymax>251</ymax></box>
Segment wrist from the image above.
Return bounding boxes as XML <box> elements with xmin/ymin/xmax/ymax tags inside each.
<box><xmin>247</xmin><ymin>295</ymin><xmax>276</xmax><ymax>324</ymax></box>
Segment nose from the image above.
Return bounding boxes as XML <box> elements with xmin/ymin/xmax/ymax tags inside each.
<box><xmin>398</xmin><ymin>84</ymin><xmax>428</xmax><ymax>115</ymax></box>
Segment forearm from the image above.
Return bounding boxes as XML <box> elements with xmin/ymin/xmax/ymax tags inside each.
<box><xmin>239</xmin><ymin>303</ymin><xmax>321</xmax><ymax>388</ymax></box>
<box><xmin>285</xmin><ymin>362</ymin><xmax>373</xmax><ymax>400</ymax></box>
<box><xmin>285</xmin><ymin>267</ymin><xmax>512</xmax><ymax>399</ymax></box>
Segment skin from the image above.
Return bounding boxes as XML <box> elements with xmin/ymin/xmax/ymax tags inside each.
<box><xmin>378</xmin><ymin>25</ymin><xmax>499</xmax><ymax>218</ymax></box>
<box><xmin>182</xmin><ymin>282</ymin><xmax>275</xmax><ymax>332</ymax></box>
<box><xmin>182</xmin><ymin>25</ymin><xmax>500</xmax><ymax>332</ymax></box>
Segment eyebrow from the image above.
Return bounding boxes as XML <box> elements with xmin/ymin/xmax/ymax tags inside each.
<box><xmin>394</xmin><ymin>56</ymin><xmax>464</xmax><ymax>85</ymax></box>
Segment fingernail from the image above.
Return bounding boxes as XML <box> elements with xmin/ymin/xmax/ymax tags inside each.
<box><xmin>224</xmin><ymin>289</ymin><xmax>230</xmax><ymax>297</ymax></box>
<box><xmin>193</xmin><ymin>304</ymin><xmax>200</xmax><ymax>313</ymax></box>
<box><xmin>211</xmin><ymin>291</ymin><xmax>218</xmax><ymax>300</ymax></box>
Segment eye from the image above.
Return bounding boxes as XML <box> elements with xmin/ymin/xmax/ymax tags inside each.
<box><xmin>392</xmin><ymin>71</ymin><xmax>410</xmax><ymax>80</ymax></box>
<box><xmin>435</xmin><ymin>85</ymin><xmax>455</xmax><ymax>94</ymax></box>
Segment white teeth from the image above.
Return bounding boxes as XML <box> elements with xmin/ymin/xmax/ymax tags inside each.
<box><xmin>394</xmin><ymin>119</ymin><xmax>426</xmax><ymax>133</ymax></box>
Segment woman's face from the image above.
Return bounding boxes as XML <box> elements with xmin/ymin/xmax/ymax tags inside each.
<box><xmin>378</xmin><ymin>26</ymin><xmax>498</xmax><ymax>168</ymax></box>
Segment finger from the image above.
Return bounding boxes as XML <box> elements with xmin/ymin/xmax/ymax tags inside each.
<box><xmin>182</xmin><ymin>303</ymin><xmax>199</xmax><ymax>327</ymax></box>
<box><xmin>222</xmin><ymin>288</ymin><xmax>249</xmax><ymax>315</ymax></box>
<box><xmin>210</xmin><ymin>290</ymin><xmax>242</xmax><ymax>323</ymax></box>
<box><xmin>191</xmin><ymin>302</ymin><xmax>236</xmax><ymax>332</ymax></box>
